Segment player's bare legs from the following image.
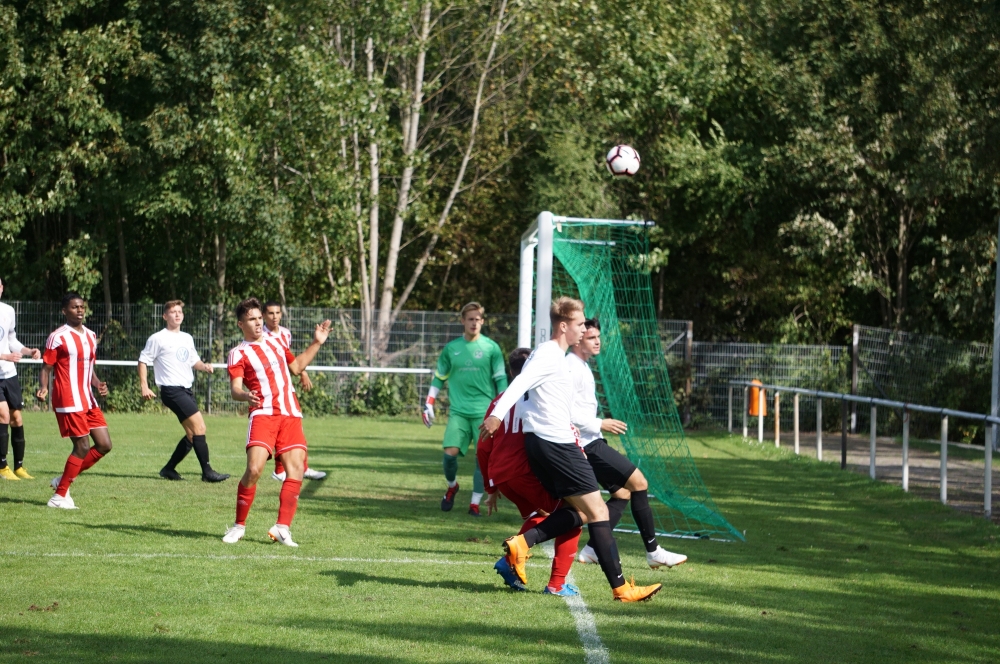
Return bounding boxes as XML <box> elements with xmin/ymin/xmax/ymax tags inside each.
<box><xmin>227</xmin><ymin>447</ymin><xmax>306</xmax><ymax>546</ymax></box>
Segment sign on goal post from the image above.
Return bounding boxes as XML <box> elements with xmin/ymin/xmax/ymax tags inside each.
<box><xmin>519</xmin><ymin>212</ymin><xmax>743</xmax><ymax>541</ymax></box>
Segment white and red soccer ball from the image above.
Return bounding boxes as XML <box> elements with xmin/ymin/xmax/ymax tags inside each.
<box><xmin>605</xmin><ymin>144</ymin><xmax>641</xmax><ymax>177</ymax></box>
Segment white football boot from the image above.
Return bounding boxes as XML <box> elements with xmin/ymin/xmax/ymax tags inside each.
<box><xmin>47</xmin><ymin>493</ymin><xmax>77</xmax><ymax>509</ymax></box>
<box><xmin>577</xmin><ymin>544</ymin><xmax>599</xmax><ymax>564</ymax></box>
<box><xmin>647</xmin><ymin>546</ymin><xmax>687</xmax><ymax>569</ymax></box>
<box><xmin>50</xmin><ymin>475</ymin><xmax>62</xmax><ymax>491</ymax></box>
<box><xmin>271</xmin><ymin>471</ymin><xmax>287</xmax><ymax>482</ymax></box>
<box><xmin>268</xmin><ymin>524</ymin><xmax>298</xmax><ymax>547</ymax></box>
<box><xmin>303</xmin><ymin>467</ymin><xmax>327</xmax><ymax>480</ymax></box>
<box><xmin>222</xmin><ymin>525</ymin><xmax>246</xmax><ymax>544</ymax></box>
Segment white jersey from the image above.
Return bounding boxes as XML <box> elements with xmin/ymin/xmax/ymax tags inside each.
<box><xmin>567</xmin><ymin>352</ymin><xmax>603</xmax><ymax>447</ymax></box>
<box><xmin>488</xmin><ymin>340</ymin><xmax>578</xmax><ymax>444</ymax></box>
<box><xmin>138</xmin><ymin>329</ymin><xmax>202</xmax><ymax>388</ymax></box>
<box><xmin>266</xmin><ymin>325</ymin><xmax>292</xmax><ymax>349</ymax></box>
<box><xmin>0</xmin><ymin>302</ymin><xmax>25</xmax><ymax>379</ymax></box>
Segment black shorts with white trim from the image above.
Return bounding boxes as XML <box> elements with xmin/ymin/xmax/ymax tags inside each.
<box><xmin>524</xmin><ymin>432</ymin><xmax>600</xmax><ymax>499</ymax></box>
<box><xmin>583</xmin><ymin>438</ymin><xmax>637</xmax><ymax>494</ymax></box>
<box><xmin>160</xmin><ymin>386</ymin><xmax>201</xmax><ymax>423</ymax></box>
<box><xmin>0</xmin><ymin>375</ymin><xmax>25</xmax><ymax>411</ymax></box>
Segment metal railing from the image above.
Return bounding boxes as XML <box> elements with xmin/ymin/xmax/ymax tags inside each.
<box><xmin>728</xmin><ymin>380</ymin><xmax>996</xmax><ymax>518</ymax></box>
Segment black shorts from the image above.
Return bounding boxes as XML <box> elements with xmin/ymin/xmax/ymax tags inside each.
<box><xmin>524</xmin><ymin>432</ymin><xmax>600</xmax><ymax>499</ymax></box>
<box><xmin>584</xmin><ymin>438</ymin><xmax>637</xmax><ymax>494</ymax></box>
<box><xmin>160</xmin><ymin>386</ymin><xmax>200</xmax><ymax>422</ymax></box>
<box><xmin>0</xmin><ymin>375</ymin><xmax>25</xmax><ymax>411</ymax></box>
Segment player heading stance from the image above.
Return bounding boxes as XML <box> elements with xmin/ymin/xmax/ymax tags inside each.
<box><xmin>36</xmin><ymin>293</ymin><xmax>113</xmax><ymax>509</ymax></box>
<box><xmin>0</xmin><ymin>277</ymin><xmax>42</xmax><ymax>480</ymax></box>
<box><xmin>479</xmin><ymin>347</ymin><xmax>582</xmax><ymax>596</ymax></box>
<box><xmin>568</xmin><ymin>318</ymin><xmax>687</xmax><ymax>569</ymax></box>
<box><xmin>222</xmin><ymin>298</ymin><xmax>331</xmax><ymax>547</ymax></box>
<box><xmin>138</xmin><ymin>300</ymin><xmax>229</xmax><ymax>483</ymax></box>
<box><xmin>480</xmin><ymin>297</ymin><xmax>661</xmax><ymax>602</ymax></box>
<box><xmin>424</xmin><ymin>302</ymin><xmax>507</xmax><ymax>516</ymax></box>
<box><xmin>262</xmin><ymin>301</ymin><xmax>326</xmax><ymax>482</ymax></box>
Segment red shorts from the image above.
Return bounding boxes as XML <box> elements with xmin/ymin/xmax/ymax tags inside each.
<box><xmin>246</xmin><ymin>414</ymin><xmax>307</xmax><ymax>459</ymax></box>
<box><xmin>56</xmin><ymin>407</ymin><xmax>108</xmax><ymax>439</ymax></box>
<box><xmin>494</xmin><ymin>474</ymin><xmax>562</xmax><ymax>520</ymax></box>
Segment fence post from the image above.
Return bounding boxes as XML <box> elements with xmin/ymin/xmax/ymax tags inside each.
<box><xmin>987</xmin><ymin>424</ymin><xmax>994</xmax><ymax>519</ymax></box>
<box><xmin>684</xmin><ymin>321</ymin><xmax>693</xmax><ymax>426</ymax></box>
<box><xmin>758</xmin><ymin>387</ymin><xmax>765</xmax><ymax>443</ymax></box>
<box><xmin>869</xmin><ymin>405</ymin><xmax>877</xmax><ymax>480</ymax></box>
<box><xmin>840</xmin><ymin>398</ymin><xmax>847</xmax><ymax>470</ymax></box>
<box><xmin>794</xmin><ymin>393</ymin><xmax>800</xmax><ymax>455</ymax></box>
<box><xmin>851</xmin><ymin>324</ymin><xmax>859</xmax><ymax>433</ymax></box>
<box><xmin>742</xmin><ymin>387</ymin><xmax>748</xmax><ymax>438</ymax></box>
<box><xmin>816</xmin><ymin>397</ymin><xmax>823</xmax><ymax>461</ymax></box>
<box><xmin>206</xmin><ymin>318</ymin><xmax>214</xmax><ymax>416</ymax></box>
<box><xmin>940</xmin><ymin>415</ymin><xmax>948</xmax><ymax>504</ymax></box>
<box><xmin>727</xmin><ymin>386</ymin><xmax>733</xmax><ymax>434</ymax></box>
<box><xmin>902</xmin><ymin>409</ymin><xmax>910</xmax><ymax>492</ymax></box>
<box><xmin>774</xmin><ymin>392</ymin><xmax>780</xmax><ymax>448</ymax></box>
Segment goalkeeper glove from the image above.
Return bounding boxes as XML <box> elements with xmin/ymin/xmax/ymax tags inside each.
<box><xmin>422</xmin><ymin>398</ymin><xmax>435</xmax><ymax>427</ymax></box>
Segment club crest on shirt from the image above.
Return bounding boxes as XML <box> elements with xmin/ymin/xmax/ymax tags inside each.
<box><xmin>0</xmin><ymin>326</ymin><xmax>5</xmax><ymax>340</ymax></box>
<box><xmin>175</xmin><ymin>347</ymin><xmax>190</xmax><ymax>362</ymax></box>
<box><xmin>474</xmin><ymin>350</ymin><xmax>483</xmax><ymax>359</ymax></box>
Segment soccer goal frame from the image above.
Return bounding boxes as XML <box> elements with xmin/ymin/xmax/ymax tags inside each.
<box><xmin>518</xmin><ymin>211</ymin><xmax>654</xmax><ymax>348</ymax></box>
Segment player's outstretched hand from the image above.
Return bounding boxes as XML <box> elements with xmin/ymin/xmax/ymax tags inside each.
<box><xmin>485</xmin><ymin>491</ymin><xmax>500</xmax><ymax>516</ymax></box>
<box><xmin>141</xmin><ymin>386</ymin><xmax>157</xmax><ymax>401</ymax></box>
<box><xmin>601</xmin><ymin>418</ymin><xmax>628</xmax><ymax>435</ymax></box>
<box><xmin>478</xmin><ymin>415</ymin><xmax>501</xmax><ymax>442</ymax></box>
<box><xmin>313</xmin><ymin>320</ymin><xmax>332</xmax><ymax>345</ymax></box>
<box><xmin>422</xmin><ymin>402</ymin><xmax>435</xmax><ymax>427</ymax></box>
<box><xmin>96</xmin><ymin>381</ymin><xmax>109</xmax><ymax>397</ymax></box>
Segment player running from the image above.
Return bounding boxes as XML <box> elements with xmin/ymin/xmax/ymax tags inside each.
<box><xmin>35</xmin><ymin>293</ymin><xmax>113</xmax><ymax>509</ymax></box>
<box><xmin>568</xmin><ymin>318</ymin><xmax>687</xmax><ymax>569</ymax></box>
<box><xmin>423</xmin><ymin>302</ymin><xmax>507</xmax><ymax>516</ymax></box>
<box><xmin>262</xmin><ymin>301</ymin><xmax>326</xmax><ymax>482</ymax></box>
<box><xmin>0</xmin><ymin>277</ymin><xmax>42</xmax><ymax>480</ymax></box>
<box><xmin>222</xmin><ymin>298</ymin><xmax>331</xmax><ymax>547</ymax></box>
<box><xmin>138</xmin><ymin>300</ymin><xmax>229</xmax><ymax>483</ymax></box>
<box><xmin>479</xmin><ymin>297</ymin><xmax>662</xmax><ymax>602</ymax></box>
<box><xmin>478</xmin><ymin>347</ymin><xmax>582</xmax><ymax>596</ymax></box>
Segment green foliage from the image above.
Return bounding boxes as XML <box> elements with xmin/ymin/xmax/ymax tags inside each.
<box><xmin>61</xmin><ymin>233</ymin><xmax>104</xmax><ymax>300</ymax></box>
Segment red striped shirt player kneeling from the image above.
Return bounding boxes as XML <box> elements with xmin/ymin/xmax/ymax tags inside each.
<box><xmin>222</xmin><ymin>298</ymin><xmax>331</xmax><ymax>547</ymax></box>
<box><xmin>36</xmin><ymin>293</ymin><xmax>112</xmax><ymax>509</ymax></box>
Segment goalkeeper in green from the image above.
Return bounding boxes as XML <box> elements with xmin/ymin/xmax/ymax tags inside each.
<box><xmin>423</xmin><ymin>302</ymin><xmax>507</xmax><ymax>516</ymax></box>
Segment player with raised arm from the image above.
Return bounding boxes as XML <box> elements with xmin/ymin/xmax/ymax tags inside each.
<box><xmin>262</xmin><ymin>301</ymin><xmax>326</xmax><ymax>482</ymax></box>
<box><xmin>222</xmin><ymin>298</ymin><xmax>331</xmax><ymax>547</ymax></box>
<box><xmin>479</xmin><ymin>297</ymin><xmax>662</xmax><ymax>602</ymax></box>
<box><xmin>138</xmin><ymin>300</ymin><xmax>229</xmax><ymax>483</ymax></box>
<box><xmin>35</xmin><ymin>293</ymin><xmax>113</xmax><ymax>509</ymax></box>
<box><xmin>568</xmin><ymin>318</ymin><xmax>687</xmax><ymax>569</ymax></box>
<box><xmin>0</xmin><ymin>277</ymin><xmax>42</xmax><ymax>480</ymax></box>
<box><xmin>478</xmin><ymin>347</ymin><xmax>582</xmax><ymax>596</ymax></box>
<box><xmin>424</xmin><ymin>302</ymin><xmax>507</xmax><ymax>516</ymax></box>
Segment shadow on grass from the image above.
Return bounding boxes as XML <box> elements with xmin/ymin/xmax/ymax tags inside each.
<box><xmin>74</xmin><ymin>522</ymin><xmax>219</xmax><ymax>541</ymax></box>
<box><xmin>319</xmin><ymin>569</ymin><xmax>501</xmax><ymax>594</ymax></box>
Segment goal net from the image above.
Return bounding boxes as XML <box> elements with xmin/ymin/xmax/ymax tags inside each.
<box><xmin>519</xmin><ymin>213</ymin><xmax>742</xmax><ymax>541</ymax></box>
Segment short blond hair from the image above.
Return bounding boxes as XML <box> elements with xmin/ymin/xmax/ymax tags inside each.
<box><xmin>164</xmin><ymin>299</ymin><xmax>185</xmax><ymax>312</ymax></box>
<box><xmin>460</xmin><ymin>301</ymin><xmax>485</xmax><ymax>319</ymax></box>
<box><xmin>550</xmin><ymin>297</ymin><xmax>584</xmax><ymax>328</ymax></box>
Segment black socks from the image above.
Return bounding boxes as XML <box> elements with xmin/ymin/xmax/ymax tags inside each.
<box><xmin>165</xmin><ymin>437</ymin><xmax>193</xmax><ymax>471</ymax></box>
<box><xmin>588</xmin><ymin>521</ymin><xmax>625</xmax><ymax>589</ymax></box>
<box><xmin>0</xmin><ymin>424</ymin><xmax>8</xmax><ymax>469</ymax></box>
<box><xmin>523</xmin><ymin>507</ymin><xmax>584</xmax><ymax>548</ymax></box>
<box><xmin>191</xmin><ymin>435</ymin><xmax>212</xmax><ymax>472</ymax></box>
<box><xmin>630</xmin><ymin>490</ymin><xmax>659</xmax><ymax>553</ymax></box>
<box><xmin>605</xmin><ymin>496</ymin><xmax>629</xmax><ymax>530</ymax></box>
<box><xmin>11</xmin><ymin>426</ymin><xmax>25</xmax><ymax>469</ymax></box>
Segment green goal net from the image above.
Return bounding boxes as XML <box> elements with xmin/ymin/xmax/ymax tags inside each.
<box><xmin>543</xmin><ymin>220</ymin><xmax>742</xmax><ymax>541</ymax></box>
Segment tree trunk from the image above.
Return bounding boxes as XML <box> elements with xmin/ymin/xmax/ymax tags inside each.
<box><xmin>214</xmin><ymin>225</ymin><xmax>227</xmax><ymax>360</ymax></box>
<box><xmin>101</xmin><ymin>250</ymin><xmax>112</xmax><ymax>315</ymax></box>
<box><xmin>366</xmin><ymin>36</ymin><xmax>380</xmax><ymax>357</ymax></box>
<box><xmin>115</xmin><ymin>214</ymin><xmax>131</xmax><ymax>327</ymax></box>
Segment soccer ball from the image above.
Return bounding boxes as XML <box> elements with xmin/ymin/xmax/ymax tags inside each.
<box><xmin>605</xmin><ymin>145</ymin><xmax>640</xmax><ymax>177</ymax></box>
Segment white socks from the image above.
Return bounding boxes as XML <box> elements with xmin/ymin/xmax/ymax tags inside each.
<box><xmin>471</xmin><ymin>491</ymin><xmax>483</xmax><ymax>506</ymax></box>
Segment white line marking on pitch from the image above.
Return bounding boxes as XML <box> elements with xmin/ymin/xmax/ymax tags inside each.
<box><xmin>541</xmin><ymin>541</ymin><xmax>610</xmax><ymax>664</ymax></box>
<box><xmin>1</xmin><ymin>551</ymin><xmax>552</xmax><ymax>567</ymax></box>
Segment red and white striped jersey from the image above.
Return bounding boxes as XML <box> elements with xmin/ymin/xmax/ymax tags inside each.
<box><xmin>42</xmin><ymin>325</ymin><xmax>99</xmax><ymax>413</ymax></box>
<box><xmin>266</xmin><ymin>325</ymin><xmax>292</xmax><ymax>350</ymax></box>
<box><xmin>227</xmin><ymin>335</ymin><xmax>301</xmax><ymax>418</ymax></box>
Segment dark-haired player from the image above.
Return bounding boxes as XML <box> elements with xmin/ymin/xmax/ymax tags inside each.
<box><xmin>479</xmin><ymin>347</ymin><xmax>582</xmax><ymax>596</ymax></box>
<box><xmin>568</xmin><ymin>318</ymin><xmax>687</xmax><ymax>569</ymax></box>
<box><xmin>222</xmin><ymin>298</ymin><xmax>330</xmax><ymax>547</ymax></box>
<box><xmin>138</xmin><ymin>299</ymin><xmax>229</xmax><ymax>482</ymax></box>
<box><xmin>262</xmin><ymin>301</ymin><xmax>326</xmax><ymax>482</ymax></box>
<box><xmin>35</xmin><ymin>293</ymin><xmax>113</xmax><ymax>509</ymax></box>
<box><xmin>0</xmin><ymin>277</ymin><xmax>42</xmax><ymax>480</ymax></box>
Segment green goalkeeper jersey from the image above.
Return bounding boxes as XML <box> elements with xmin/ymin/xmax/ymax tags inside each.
<box><xmin>431</xmin><ymin>335</ymin><xmax>508</xmax><ymax>417</ymax></box>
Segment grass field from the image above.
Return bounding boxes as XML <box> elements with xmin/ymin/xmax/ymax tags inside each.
<box><xmin>2</xmin><ymin>412</ymin><xmax>999</xmax><ymax>663</ymax></box>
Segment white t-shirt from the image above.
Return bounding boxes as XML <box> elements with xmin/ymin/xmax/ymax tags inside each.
<box><xmin>567</xmin><ymin>352</ymin><xmax>603</xmax><ymax>447</ymax></box>
<box><xmin>0</xmin><ymin>302</ymin><xmax>25</xmax><ymax>379</ymax></box>
<box><xmin>488</xmin><ymin>340</ymin><xmax>578</xmax><ymax>444</ymax></box>
<box><xmin>138</xmin><ymin>329</ymin><xmax>201</xmax><ymax>388</ymax></box>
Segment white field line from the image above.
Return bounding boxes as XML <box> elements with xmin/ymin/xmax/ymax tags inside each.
<box><xmin>1</xmin><ymin>551</ymin><xmax>551</xmax><ymax>567</ymax></box>
<box><xmin>541</xmin><ymin>541</ymin><xmax>610</xmax><ymax>664</ymax></box>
